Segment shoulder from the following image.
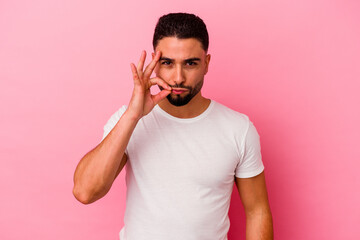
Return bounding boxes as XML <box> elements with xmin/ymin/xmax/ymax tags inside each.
<box><xmin>108</xmin><ymin>105</ymin><xmax>128</xmax><ymax>121</ymax></box>
<box><xmin>210</xmin><ymin>101</ymin><xmax>250</xmax><ymax>126</ymax></box>
<box><xmin>101</xmin><ymin>105</ymin><xmax>128</xmax><ymax>140</ymax></box>
<box><xmin>103</xmin><ymin>105</ymin><xmax>128</xmax><ymax>129</ymax></box>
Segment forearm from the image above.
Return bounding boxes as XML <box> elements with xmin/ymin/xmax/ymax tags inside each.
<box><xmin>245</xmin><ymin>208</ymin><xmax>273</xmax><ymax>240</ymax></box>
<box><xmin>73</xmin><ymin>110</ymin><xmax>138</xmax><ymax>204</ymax></box>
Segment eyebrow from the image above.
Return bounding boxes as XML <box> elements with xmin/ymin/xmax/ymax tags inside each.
<box><xmin>159</xmin><ymin>57</ymin><xmax>201</xmax><ymax>62</ymax></box>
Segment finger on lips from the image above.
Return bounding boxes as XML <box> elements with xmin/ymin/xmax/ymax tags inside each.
<box><xmin>150</xmin><ymin>77</ymin><xmax>171</xmax><ymax>90</ymax></box>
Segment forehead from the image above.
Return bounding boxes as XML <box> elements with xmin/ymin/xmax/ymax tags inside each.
<box><xmin>155</xmin><ymin>37</ymin><xmax>206</xmax><ymax>59</ymax></box>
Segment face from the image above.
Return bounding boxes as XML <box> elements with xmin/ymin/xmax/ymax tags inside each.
<box><xmin>153</xmin><ymin>37</ymin><xmax>211</xmax><ymax>106</ymax></box>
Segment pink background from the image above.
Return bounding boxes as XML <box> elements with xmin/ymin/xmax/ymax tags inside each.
<box><xmin>1</xmin><ymin>0</ymin><xmax>359</xmax><ymax>239</ymax></box>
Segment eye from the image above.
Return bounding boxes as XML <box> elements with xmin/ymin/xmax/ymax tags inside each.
<box><xmin>161</xmin><ymin>60</ymin><xmax>172</xmax><ymax>65</ymax></box>
<box><xmin>186</xmin><ymin>61</ymin><xmax>198</xmax><ymax>66</ymax></box>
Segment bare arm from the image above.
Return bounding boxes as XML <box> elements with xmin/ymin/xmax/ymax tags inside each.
<box><xmin>72</xmin><ymin>50</ymin><xmax>171</xmax><ymax>204</ymax></box>
<box><xmin>235</xmin><ymin>171</ymin><xmax>273</xmax><ymax>240</ymax></box>
<box><xmin>73</xmin><ymin>113</ymin><xmax>136</xmax><ymax>204</ymax></box>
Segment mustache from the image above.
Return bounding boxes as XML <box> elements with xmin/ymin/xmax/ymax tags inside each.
<box><xmin>167</xmin><ymin>84</ymin><xmax>192</xmax><ymax>90</ymax></box>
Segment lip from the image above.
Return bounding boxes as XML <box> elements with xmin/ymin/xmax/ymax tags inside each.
<box><xmin>171</xmin><ymin>88</ymin><xmax>188</xmax><ymax>94</ymax></box>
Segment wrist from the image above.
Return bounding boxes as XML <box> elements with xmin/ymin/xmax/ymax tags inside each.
<box><xmin>123</xmin><ymin>109</ymin><xmax>142</xmax><ymax>123</ymax></box>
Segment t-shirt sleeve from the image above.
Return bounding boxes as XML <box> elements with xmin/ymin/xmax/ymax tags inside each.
<box><xmin>101</xmin><ymin>105</ymin><xmax>127</xmax><ymax>141</ymax></box>
<box><xmin>235</xmin><ymin>120</ymin><xmax>265</xmax><ymax>178</ymax></box>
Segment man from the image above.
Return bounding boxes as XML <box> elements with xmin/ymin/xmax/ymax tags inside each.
<box><xmin>73</xmin><ymin>13</ymin><xmax>273</xmax><ymax>240</ymax></box>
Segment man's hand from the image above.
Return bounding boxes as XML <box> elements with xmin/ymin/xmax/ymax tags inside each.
<box><xmin>73</xmin><ymin>51</ymin><xmax>170</xmax><ymax>204</ymax></box>
<box><xmin>127</xmin><ymin>50</ymin><xmax>171</xmax><ymax>120</ymax></box>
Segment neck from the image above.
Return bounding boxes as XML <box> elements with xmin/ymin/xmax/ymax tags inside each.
<box><xmin>158</xmin><ymin>92</ymin><xmax>211</xmax><ymax>118</ymax></box>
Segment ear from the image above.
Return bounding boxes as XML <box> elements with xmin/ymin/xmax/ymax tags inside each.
<box><xmin>204</xmin><ymin>54</ymin><xmax>211</xmax><ymax>74</ymax></box>
<box><xmin>152</xmin><ymin>52</ymin><xmax>155</xmax><ymax>60</ymax></box>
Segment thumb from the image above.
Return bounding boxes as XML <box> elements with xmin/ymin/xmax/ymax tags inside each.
<box><xmin>152</xmin><ymin>90</ymin><xmax>171</xmax><ymax>105</ymax></box>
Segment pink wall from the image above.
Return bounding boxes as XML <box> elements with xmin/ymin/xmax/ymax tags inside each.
<box><xmin>1</xmin><ymin>0</ymin><xmax>359</xmax><ymax>239</ymax></box>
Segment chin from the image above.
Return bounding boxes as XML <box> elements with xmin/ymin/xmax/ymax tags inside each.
<box><xmin>167</xmin><ymin>94</ymin><xmax>193</xmax><ymax>107</ymax></box>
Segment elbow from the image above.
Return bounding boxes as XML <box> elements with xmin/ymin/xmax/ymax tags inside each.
<box><xmin>72</xmin><ymin>181</ymin><xmax>110</xmax><ymax>204</ymax></box>
<box><xmin>72</xmin><ymin>185</ymin><xmax>94</xmax><ymax>205</ymax></box>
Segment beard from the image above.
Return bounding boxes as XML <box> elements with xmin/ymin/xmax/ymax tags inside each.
<box><xmin>159</xmin><ymin>78</ymin><xmax>204</xmax><ymax>107</ymax></box>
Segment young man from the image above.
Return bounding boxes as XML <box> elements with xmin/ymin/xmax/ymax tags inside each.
<box><xmin>73</xmin><ymin>13</ymin><xmax>273</xmax><ymax>240</ymax></box>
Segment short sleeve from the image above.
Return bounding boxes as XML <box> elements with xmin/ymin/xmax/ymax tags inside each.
<box><xmin>235</xmin><ymin>121</ymin><xmax>264</xmax><ymax>178</ymax></box>
<box><xmin>101</xmin><ymin>105</ymin><xmax>127</xmax><ymax>141</ymax></box>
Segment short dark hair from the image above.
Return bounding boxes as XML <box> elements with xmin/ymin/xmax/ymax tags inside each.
<box><xmin>153</xmin><ymin>13</ymin><xmax>209</xmax><ymax>52</ymax></box>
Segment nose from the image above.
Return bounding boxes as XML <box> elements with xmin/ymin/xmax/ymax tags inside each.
<box><xmin>173</xmin><ymin>65</ymin><xmax>185</xmax><ymax>85</ymax></box>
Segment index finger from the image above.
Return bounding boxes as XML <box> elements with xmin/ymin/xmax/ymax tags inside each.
<box><xmin>143</xmin><ymin>51</ymin><xmax>161</xmax><ymax>79</ymax></box>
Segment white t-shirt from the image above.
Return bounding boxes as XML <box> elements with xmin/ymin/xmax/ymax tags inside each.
<box><xmin>102</xmin><ymin>100</ymin><xmax>264</xmax><ymax>240</ymax></box>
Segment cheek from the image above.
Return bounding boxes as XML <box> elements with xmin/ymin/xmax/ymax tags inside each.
<box><xmin>156</xmin><ymin>68</ymin><xmax>171</xmax><ymax>80</ymax></box>
<box><xmin>189</xmin><ymin>70</ymin><xmax>204</xmax><ymax>81</ymax></box>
